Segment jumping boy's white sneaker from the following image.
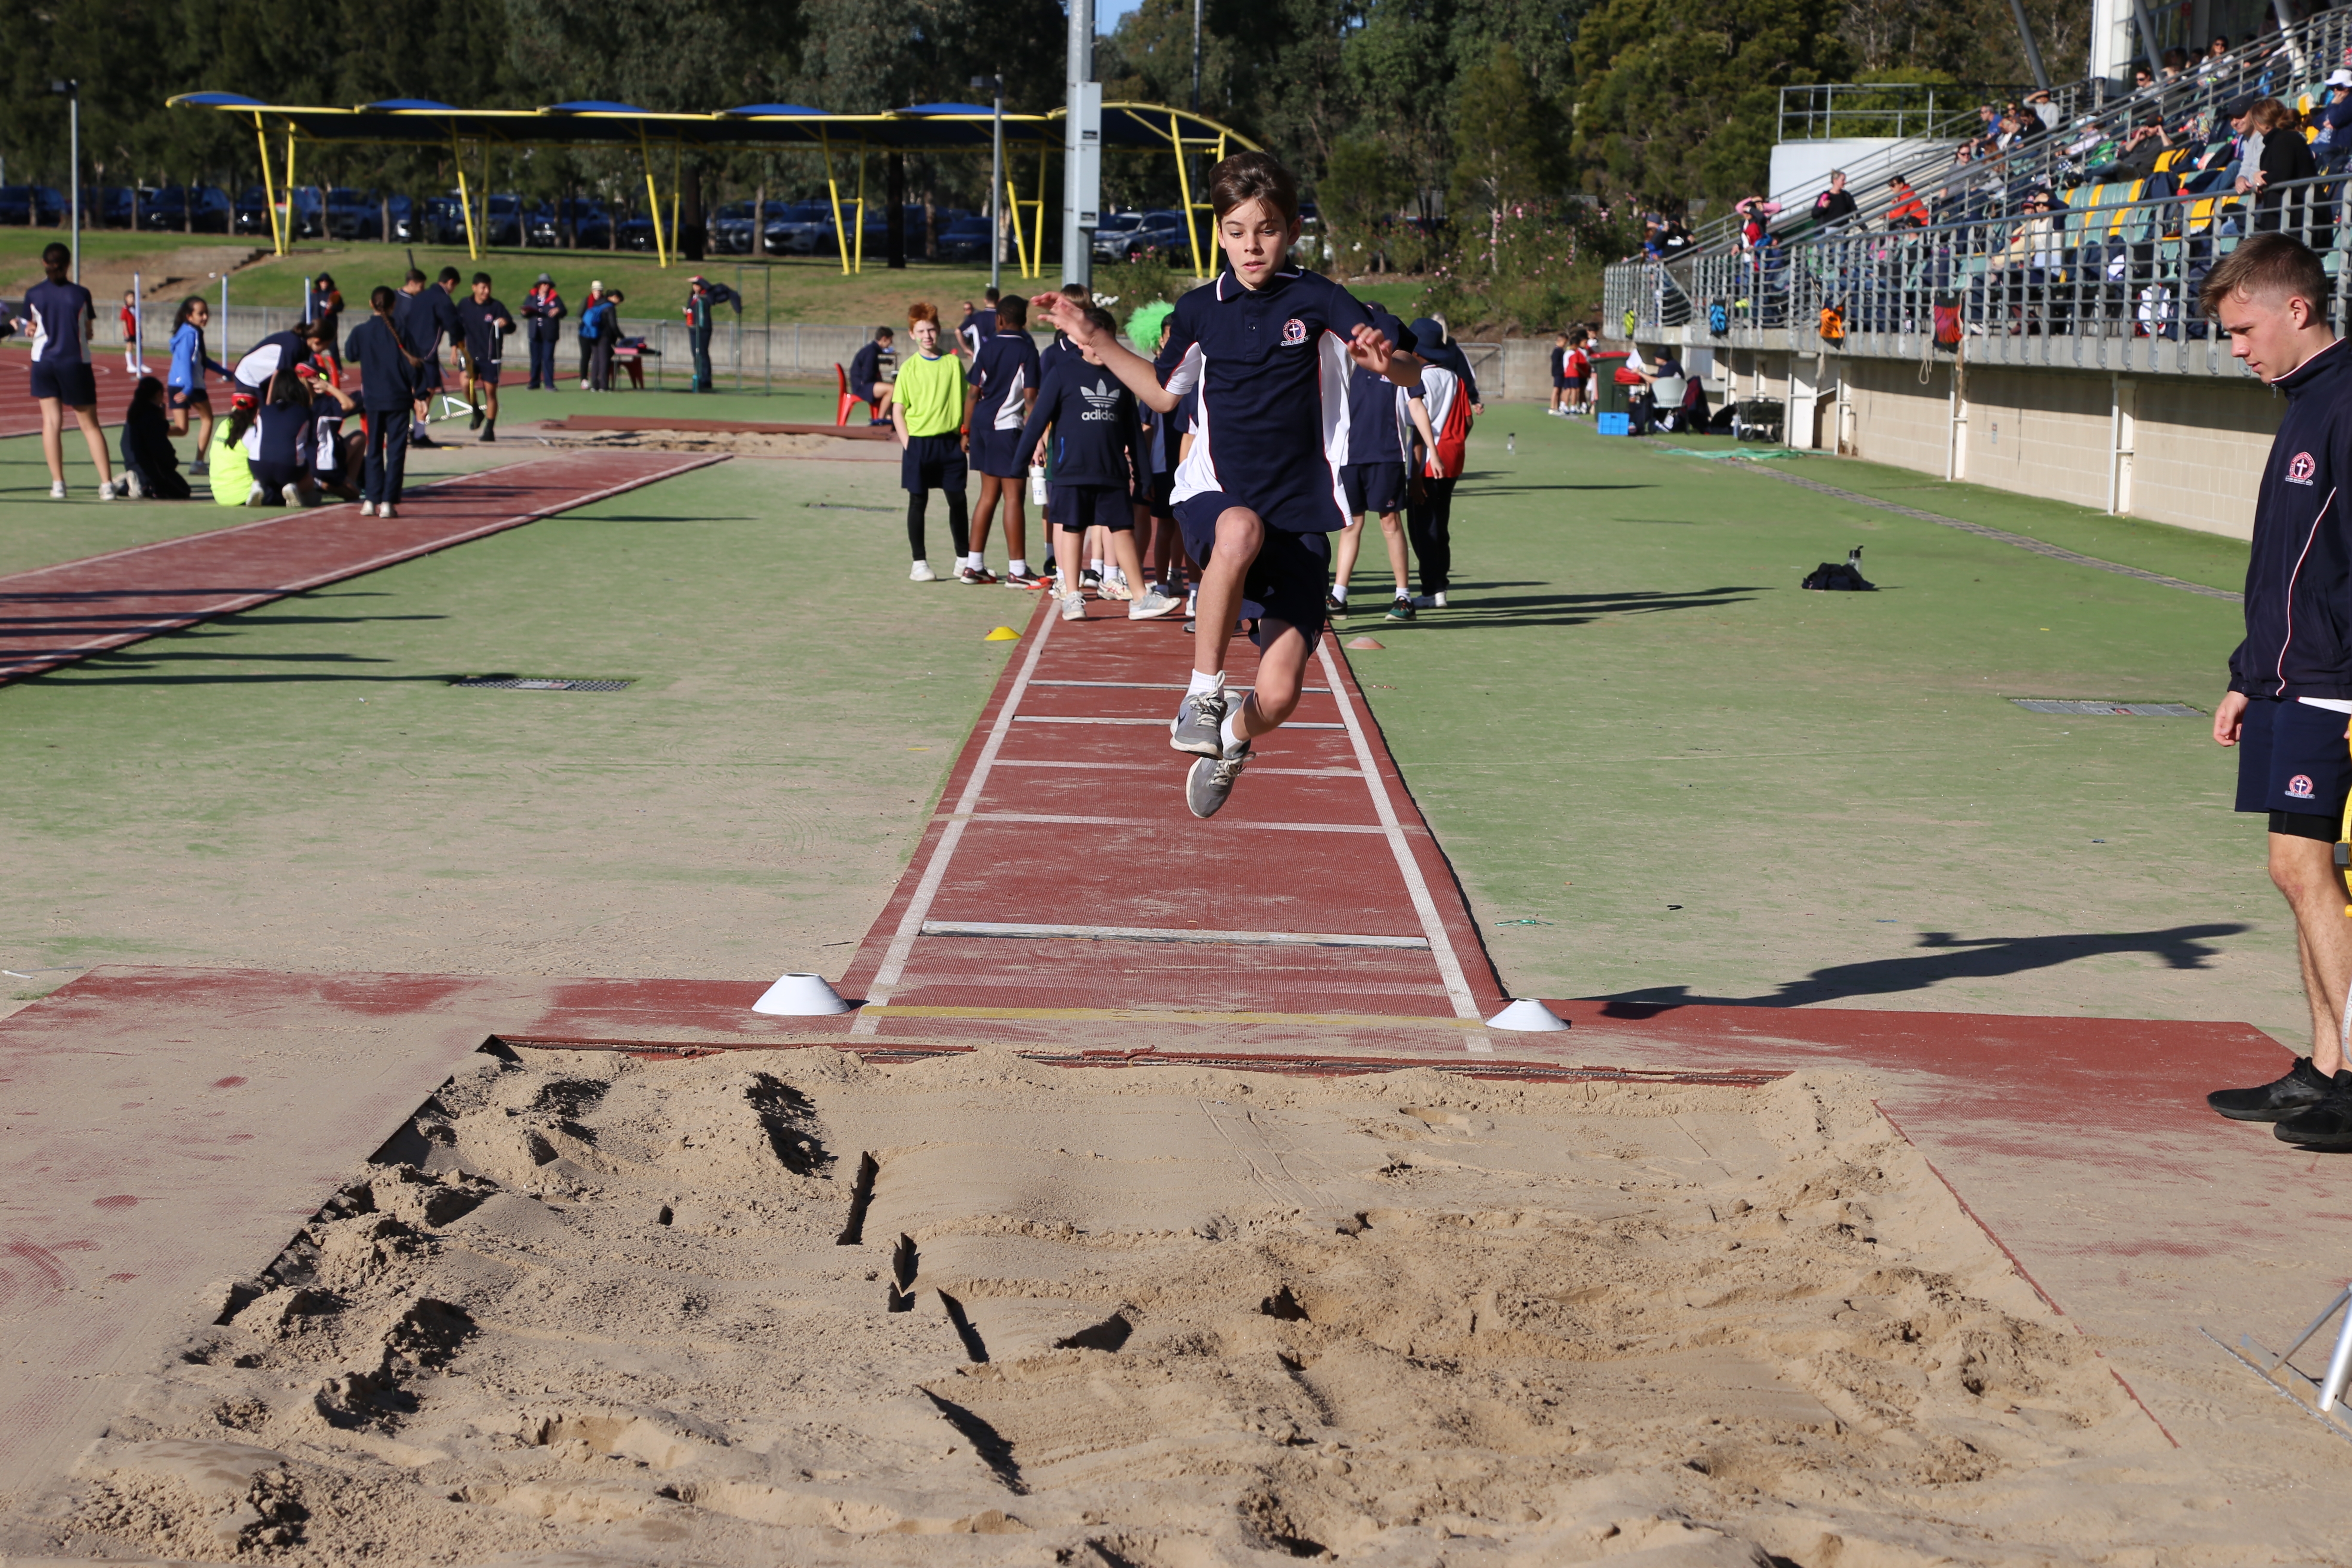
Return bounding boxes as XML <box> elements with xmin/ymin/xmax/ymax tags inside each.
<box><xmin>1185</xmin><ymin>740</ymin><xmax>1251</xmax><ymax>818</ymax></box>
<box><xmin>910</xmin><ymin>561</ymin><xmax>938</xmax><ymax>582</ymax></box>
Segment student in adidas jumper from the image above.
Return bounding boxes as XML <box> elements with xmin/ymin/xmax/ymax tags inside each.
<box><xmin>963</xmin><ymin>294</ymin><xmax>1041</xmax><ymax>585</ymax></box>
<box><xmin>1329</xmin><ymin>306</ymin><xmax>1417</xmax><ymax>621</ymax></box>
<box><xmin>1402</xmin><ymin>319</ymin><xmax>1470</xmax><ymax>609</ymax></box>
<box><xmin>1039</xmin><ymin>152</ymin><xmax>1422</xmax><ymax>818</ymax></box>
<box><xmin>2203</xmin><ymin>235</ymin><xmax>2352</xmax><ymax>1148</ymax></box>
<box><xmin>892</xmin><ymin>302</ymin><xmax>972</xmax><ymax>582</ymax></box>
<box><xmin>1039</xmin><ymin>282</ymin><xmax>1094</xmax><ymax>585</ymax></box>
<box><xmin>1017</xmin><ymin>305</ymin><xmax>1182</xmax><ymax>625</ymax></box>
<box><xmin>20</xmin><ymin>243</ymin><xmax>125</xmax><ymax>499</ymax></box>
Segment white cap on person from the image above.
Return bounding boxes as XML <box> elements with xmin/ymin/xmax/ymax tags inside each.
<box><xmin>752</xmin><ymin>972</ymin><xmax>851</xmax><ymax>1016</ymax></box>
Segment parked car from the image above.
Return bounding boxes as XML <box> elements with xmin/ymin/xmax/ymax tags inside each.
<box><xmin>138</xmin><ymin>185</ymin><xmax>233</xmax><ymax>233</ymax></box>
<box><xmin>323</xmin><ymin>187</ymin><xmax>381</xmax><ymax>239</ymax></box>
<box><xmin>0</xmin><ymin>185</ymin><xmax>68</xmax><ymax>226</ymax></box>
<box><xmin>937</xmin><ymin>212</ymin><xmax>994</xmax><ymax>262</ymax></box>
<box><xmin>766</xmin><ymin>199</ymin><xmax>838</xmax><ymax>255</ymax></box>
<box><xmin>82</xmin><ymin>186</ymin><xmax>136</xmax><ymax>228</ymax></box>
<box><xmin>551</xmin><ymin>198</ymin><xmax>612</xmax><ymax>249</ymax></box>
<box><xmin>1091</xmin><ymin>210</ymin><xmax>1147</xmax><ymax>258</ymax></box>
<box><xmin>615</xmin><ymin>213</ymin><xmax>658</xmax><ymax>251</ymax></box>
<box><xmin>233</xmin><ymin>186</ymin><xmax>270</xmax><ymax>235</ymax></box>
<box><xmin>708</xmin><ymin>200</ymin><xmax>759</xmax><ymax>254</ymax></box>
<box><xmin>1102</xmin><ymin>210</ymin><xmax>1193</xmax><ymax>264</ymax></box>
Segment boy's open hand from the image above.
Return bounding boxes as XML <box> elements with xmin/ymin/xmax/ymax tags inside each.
<box><xmin>1041</xmin><ymin>292</ymin><xmax>1105</xmax><ymax>349</ymax></box>
<box><xmin>1347</xmin><ymin>322</ymin><xmax>1396</xmax><ymax>375</ymax></box>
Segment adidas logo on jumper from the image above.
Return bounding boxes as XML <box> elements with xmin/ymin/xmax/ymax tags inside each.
<box><xmin>1080</xmin><ymin>378</ymin><xmax>1122</xmax><ymax>421</ymax></box>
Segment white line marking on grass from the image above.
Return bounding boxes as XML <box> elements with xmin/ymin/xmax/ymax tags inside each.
<box><xmin>1317</xmin><ymin>638</ymin><xmax>1491</xmax><ymax>1052</ymax></box>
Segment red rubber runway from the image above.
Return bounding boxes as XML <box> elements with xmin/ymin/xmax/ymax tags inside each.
<box><xmin>0</xmin><ymin>353</ymin><xmax>139</xmax><ymax>438</ymax></box>
<box><xmin>0</xmin><ymin>451</ymin><xmax>725</xmax><ymax>682</ymax></box>
<box><xmin>830</xmin><ymin>591</ymin><xmax>1513</xmax><ymax>1054</ymax></box>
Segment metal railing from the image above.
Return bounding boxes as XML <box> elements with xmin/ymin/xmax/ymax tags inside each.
<box><xmin>1607</xmin><ymin>167</ymin><xmax>2352</xmax><ymax>381</ymax></box>
<box><xmin>1778</xmin><ymin>84</ymin><xmax>2030</xmax><ymax>143</ymax></box>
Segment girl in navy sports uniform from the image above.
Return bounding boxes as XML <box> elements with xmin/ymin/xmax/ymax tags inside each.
<box><xmin>963</xmin><ymin>294</ymin><xmax>1041</xmax><ymax>585</ymax></box>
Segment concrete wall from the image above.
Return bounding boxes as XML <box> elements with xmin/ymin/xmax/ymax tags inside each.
<box><xmin>1833</xmin><ymin>356</ymin><xmax>2278</xmax><ymax>542</ymax></box>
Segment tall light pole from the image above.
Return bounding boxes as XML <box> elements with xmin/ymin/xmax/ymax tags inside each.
<box><xmin>972</xmin><ymin>74</ymin><xmax>1004</xmax><ymax>292</ymax></box>
<box><xmin>1191</xmin><ymin>0</ymin><xmax>1204</xmax><ymax>112</ymax></box>
<box><xmin>1063</xmin><ymin>0</ymin><xmax>1100</xmax><ymax>290</ymax></box>
<box><xmin>50</xmin><ymin>80</ymin><xmax>80</xmax><ymax>282</ymax></box>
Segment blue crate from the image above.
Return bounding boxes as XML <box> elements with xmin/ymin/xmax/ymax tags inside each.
<box><xmin>1595</xmin><ymin>412</ymin><xmax>1630</xmax><ymax>436</ymax></box>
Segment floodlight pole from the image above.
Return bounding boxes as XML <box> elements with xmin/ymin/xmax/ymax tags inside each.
<box><xmin>1191</xmin><ymin>0</ymin><xmax>1204</xmax><ymax>113</ymax></box>
<box><xmin>51</xmin><ymin>81</ymin><xmax>80</xmax><ymax>282</ymax></box>
<box><xmin>2004</xmin><ymin>0</ymin><xmax>2051</xmax><ymax>93</ymax></box>
<box><xmin>974</xmin><ymin>75</ymin><xmax>1004</xmax><ymax>294</ymax></box>
<box><xmin>1063</xmin><ymin>0</ymin><xmax>1099</xmax><ymax>290</ymax></box>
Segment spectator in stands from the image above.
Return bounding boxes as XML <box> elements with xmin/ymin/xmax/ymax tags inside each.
<box><xmin>1733</xmin><ymin>196</ymin><xmax>1779</xmax><ymax>247</ymax></box>
<box><xmin>2025</xmin><ymin>89</ymin><xmax>2060</xmax><ymax>133</ymax></box>
<box><xmin>2131</xmin><ymin>65</ymin><xmax>2157</xmax><ymax>97</ymax></box>
<box><xmin>1811</xmin><ymin>171</ymin><xmax>1858</xmax><ymax>229</ymax></box>
<box><xmin>1992</xmin><ymin>189</ymin><xmax>2064</xmax><ymax>332</ymax></box>
<box><xmin>2199</xmin><ymin>34</ymin><xmax>2230</xmax><ymax>74</ymax></box>
<box><xmin>2314</xmin><ymin>70</ymin><xmax>2352</xmax><ymax>173</ymax></box>
<box><xmin>2089</xmin><ymin>118</ymin><xmax>2178</xmax><ymax>182</ymax></box>
<box><xmin>2239</xmin><ymin>96</ymin><xmax>2317</xmax><ymax>235</ymax></box>
<box><xmin>1885</xmin><ymin>176</ymin><xmax>1931</xmax><ymax>228</ymax></box>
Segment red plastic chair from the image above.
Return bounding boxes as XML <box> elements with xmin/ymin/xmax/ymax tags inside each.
<box><xmin>834</xmin><ymin>363</ymin><xmax>859</xmax><ymax>426</ymax></box>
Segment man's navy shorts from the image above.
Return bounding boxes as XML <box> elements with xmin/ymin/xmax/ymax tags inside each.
<box><xmin>30</xmin><ymin>361</ymin><xmax>96</xmax><ymax>406</ymax></box>
<box><xmin>1341</xmin><ymin>461</ymin><xmax>1406</xmax><ymax>517</ymax></box>
<box><xmin>969</xmin><ymin>425</ymin><xmax>1028</xmax><ymax>478</ymax></box>
<box><xmin>901</xmin><ymin>432</ymin><xmax>967</xmax><ymax>492</ymax></box>
<box><xmin>1050</xmin><ymin>482</ymin><xmax>1132</xmax><ymax>533</ymax></box>
<box><xmin>2236</xmin><ymin>696</ymin><xmax>2352</xmax><ymax>817</ymax></box>
<box><xmin>472</xmin><ymin>359</ymin><xmax>502</xmax><ymax>386</ymax></box>
<box><xmin>1173</xmin><ymin>489</ymin><xmax>1328</xmax><ymax>648</ymax></box>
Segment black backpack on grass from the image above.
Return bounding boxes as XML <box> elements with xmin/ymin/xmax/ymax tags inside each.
<box><xmin>1801</xmin><ymin>547</ymin><xmax>1875</xmax><ymax>591</ymax></box>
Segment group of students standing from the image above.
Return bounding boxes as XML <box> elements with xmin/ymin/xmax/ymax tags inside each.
<box><xmin>869</xmin><ymin>272</ymin><xmax>1478</xmax><ymax>634</ymax></box>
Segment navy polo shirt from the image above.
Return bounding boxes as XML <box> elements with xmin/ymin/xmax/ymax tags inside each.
<box><xmin>1016</xmin><ymin>353</ymin><xmax>1138</xmax><ymax>490</ymax></box>
<box><xmin>968</xmin><ymin>330</ymin><xmax>1040</xmax><ymax>433</ymax></box>
<box><xmin>1156</xmin><ymin>266</ymin><xmax>1377</xmax><ymax>533</ymax></box>
<box><xmin>456</xmin><ymin>296</ymin><xmax>514</xmax><ymax>365</ymax></box>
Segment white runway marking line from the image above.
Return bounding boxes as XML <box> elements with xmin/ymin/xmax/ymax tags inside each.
<box><xmin>937</xmin><ymin>810</ymin><xmax>1394</xmax><ymax>834</ymax></box>
<box><xmin>991</xmin><ymin>759</ymin><xmax>1364</xmax><ymax>778</ymax></box>
<box><xmin>1031</xmin><ymin>680</ymin><xmax>1333</xmax><ymax>693</ymax></box>
<box><xmin>1015</xmin><ymin>716</ymin><xmax>1346</xmax><ymax>729</ymax></box>
<box><xmin>1317</xmin><ymin>638</ymin><xmax>1492</xmax><ymax>1053</ymax></box>
<box><xmin>854</xmin><ymin>604</ymin><xmax>1059</xmax><ymax>1034</ymax></box>
<box><xmin>921</xmin><ymin>920</ymin><xmax>1430</xmax><ymax>949</ymax></box>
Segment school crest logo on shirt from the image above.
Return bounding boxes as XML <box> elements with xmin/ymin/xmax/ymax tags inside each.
<box><xmin>2289</xmin><ymin>773</ymin><xmax>2317</xmax><ymax>799</ymax></box>
<box><xmin>2289</xmin><ymin>450</ymin><xmax>2318</xmax><ymax>485</ymax></box>
<box><xmin>1280</xmin><ymin>317</ymin><xmax>1308</xmax><ymax>346</ymax></box>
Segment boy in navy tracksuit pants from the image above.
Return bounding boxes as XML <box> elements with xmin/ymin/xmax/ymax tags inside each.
<box><xmin>1016</xmin><ymin>305</ymin><xmax>1182</xmax><ymax>626</ymax></box>
<box><xmin>2203</xmin><ymin>235</ymin><xmax>2352</xmax><ymax>1145</ymax></box>
<box><xmin>1041</xmin><ymin>152</ymin><xmax>1421</xmax><ymax>818</ymax></box>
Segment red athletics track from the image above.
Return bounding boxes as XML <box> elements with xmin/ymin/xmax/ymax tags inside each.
<box><xmin>830</xmin><ymin>588</ymin><xmax>1514</xmax><ymax>1055</ymax></box>
<box><xmin>0</xmin><ymin>352</ymin><xmax>140</xmax><ymax>438</ymax></box>
<box><xmin>0</xmin><ymin>451</ymin><xmax>725</xmax><ymax>682</ymax></box>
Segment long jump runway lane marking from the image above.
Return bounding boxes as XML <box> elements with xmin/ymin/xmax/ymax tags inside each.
<box><xmin>839</xmin><ymin>592</ymin><xmax>1510</xmax><ymax>1053</ymax></box>
<box><xmin>0</xmin><ymin>451</ymin><xmax>726</xmax><ymax>682</ymax></box>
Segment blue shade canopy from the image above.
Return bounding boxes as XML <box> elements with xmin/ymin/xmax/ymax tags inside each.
<box><xmin>364</xmin><ymin>98</ymin><xmax>459</xmax><ymax>111</ymax></box>
<box><xmin>171</xmin><ymin>92</ymin><xmax>265</xmax><ymax>107</ymax></box>
<box><xmin>900</xmin><ymin>102</ymin><xmax>996</xmax><ymax>115</ymax></box>
<box><xmin>544</xmin><ymin>100</ymin><xmax>654</xmax><ymax>114</ymax></box>
<box><xmin>722</xmin><ymin>103</ymin><xmax>826</xmax><ymax>116</ymax></box>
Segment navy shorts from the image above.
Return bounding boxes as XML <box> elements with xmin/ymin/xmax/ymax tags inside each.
<box><xmin>1173</xmin><ymin>489</ymin><xmax>1329</xmax><ymax>648</ymax></box>
<box><xmin>970</xmin><ymin>424</ymin><xmax>1029</xmax><ymax>478</ymax></box>
<box><xmin>1050</xmin><ymin>483</ymin><xmax>1132</xmax><ymax>533</ymax></box>
<box><xmin>417</xmin><ymin>359</ymin><xmax>443</xmax><ymax>392</ymax></box>
<box><xmin>1341</xmin><ymin>462</ymin><xmax>1407</xmax><ymax>517</ymax></box>
<box><xmin>2236</xmin><ymin>697</ymin><xmax>2352</xmax><ymax>816</ymax></box>
<box><xmin>901</xmin><ymin>432</ymin><xmax>968</xmax><ymax>492</ymax></box>
<box><xmin>472</xmin><ymin>359</ymin><xmax>502</xmax><ymax>386</ymax></box>
<box><xmin>168</xmin><ymin>386</ymin><xmax>207</xmax><ymax>412</ymax></box>
<box><xmin>30</xmin><ymin>361</ymin><xmax>96</xmax><ymax>406</ymax></box>
<box><xmin>1138</xmin><ymin>472</ymin><xmax>1175</xmax><ymax>520</ymax></box>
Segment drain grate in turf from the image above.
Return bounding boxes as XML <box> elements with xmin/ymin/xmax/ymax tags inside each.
<box><xmin>2012</xmin><ymin>698</ymin><xmax>2202</xmax><ymax>717</ymax></box>
<box><xmin>450</xmin><ymin>675</ymin><xmax>634</xmax><ymax>692</ymax></box>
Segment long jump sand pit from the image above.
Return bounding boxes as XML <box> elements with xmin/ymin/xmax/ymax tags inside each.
<box><xmin>44</xmin><ymin>1047</ymin><xmax>2203</xmax><ymax>1567</ymax></box>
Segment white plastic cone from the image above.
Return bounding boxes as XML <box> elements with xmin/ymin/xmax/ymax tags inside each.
<box><xmin>751</xmin><ymin>972</ymin><xmax>851</xmax><ymax>1016</ymax></box>
<box><xmin>1484</xmin><ymin>998</ymin><xmax>1568</xmax><ymax>1032</ymax></box>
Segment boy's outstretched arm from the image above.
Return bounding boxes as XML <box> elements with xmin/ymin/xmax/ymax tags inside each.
<box><xmin>1039</xmin><ymin>293</ymin><xmax>1181</xmax><ymax>412</ymax></box>
<box><xmin>1349</xmin><ymin>322</ymin><xmax>1423</xmax><ymax>389</ymax></box>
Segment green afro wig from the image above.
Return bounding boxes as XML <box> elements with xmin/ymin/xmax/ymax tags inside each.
<box><xmin>1124</xmin><ymin>299</ymin><xmax>1176</xmax><ymax>351</ymax></box>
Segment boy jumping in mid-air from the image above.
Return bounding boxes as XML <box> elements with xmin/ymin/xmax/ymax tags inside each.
<box><xmin>891</xmin><ymin>302</ymin><xmax>972</xmax><ymax>582</ymax></box>
<box><xmin>1040</xmin><ymin>151</ymin><xmax>1420</xmax><ymax>818</ymax></box>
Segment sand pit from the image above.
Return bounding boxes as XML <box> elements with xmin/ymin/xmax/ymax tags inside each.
<box><xmin>27</xmin><ymin>1048</ymin><xmax>2217</xmax><ymax>1567</ymax></box>
<box><xmin>530</xmin><ymin>428</ymin><xmax>894</xmax><ymax>460</ymax></box>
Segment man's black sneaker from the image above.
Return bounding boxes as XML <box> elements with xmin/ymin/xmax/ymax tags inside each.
<box><xmin>1079</xmin><ymin>568</ymin><xmax>1102</xmax><ymax>591</ymax></box>
<box><xmin>2276</xmin><ymin>1072</ymin><xmax>2352</xmax><ymax>1148</ymax></box>
<box><xmin>412</xmin><ymin>432</ymin><xmax>440</xmax><ymax>449</ymax></box>
<box><xmin>1385</xmin><ymin>596</ymin><xmax>1416</xmax><ymax>622</ymax></box>
<box><xmin>2209</xmin><ymin>1056</ymin><xmax>2337</xmax><ymax>1121</ymax></box>
<box><xmin>1325</xmin><ymin>590</ymin><xmax>1347</xmax><ymax>615</ymax></box>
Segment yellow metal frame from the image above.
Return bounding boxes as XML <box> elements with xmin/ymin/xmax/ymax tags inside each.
<box><xmin>638</xmin><ymin>127</ymin><xmax>668</xmax><ymax>267</ymax></box>
<box><xmin>454</xmin><ymin>130</ymin><xmax>479</xmax><ymax>260</ymax></box>
<box><xmin>252</xmin><ymin>114</ymin><xmax>283</xmax><ymax>254</ymax></box>
<box><xmin>819</xmin><ymin>129</ymin><xmax>850</xmax><ymax>276</ymax></box>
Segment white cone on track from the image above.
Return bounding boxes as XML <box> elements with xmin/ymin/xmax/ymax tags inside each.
<box><xmin>752</xmin><ymin>972</ymin><xmax>851</xmax><ymax>1017</ymax></box>
<box><xmin>1485</xmin><ymin>998</ymin><xmax>1568</xmax><ymax>1032</ymax></box>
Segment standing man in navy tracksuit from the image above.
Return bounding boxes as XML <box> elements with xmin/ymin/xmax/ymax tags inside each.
<box><xmin>395</xmin><ymin>267</ymin><xmax>464</xmax><ymax>447</ymax></box>
<box><xmin>523</xmin><ymin>273</ymin><xmax>565</xmax><ymax>390</ymax></box>
<box><xmin>2202</xmin><ymin>235</ymin><xmax>2352</xmax><ymax>1147</ymax></box>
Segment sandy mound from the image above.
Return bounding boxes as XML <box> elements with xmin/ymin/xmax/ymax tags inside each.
<box><xmin>531</xmin><ymin>429</ymin><xmax>894</xmax><ymax>459</ymax></box>
<box><xmin>28</xmin><ymin>1047</ymin><xmax>2205</xmax><ymax>1566</ymax></box>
